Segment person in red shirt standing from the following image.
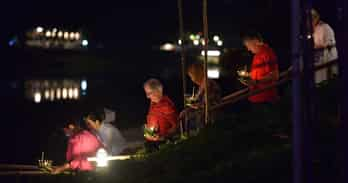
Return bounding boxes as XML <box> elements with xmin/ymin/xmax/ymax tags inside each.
<box><xmin>238</xmin><ymin>32</ymin><xmax>279</xmax><ymax>104</ymax></box>
<box><xmin>143</xmin><ymin>78</ymin><xmax>178</xmax><ymax>152</ymax></box>
<box><xmin>238</xmin><ymin>32</ymin><xmax>287</xmax><ymax>138</ymax></box>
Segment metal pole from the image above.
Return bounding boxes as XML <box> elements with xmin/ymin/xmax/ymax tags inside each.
<box><xmin>202</xmin><ymin>0</ymin><xmax>209</xmax><ymax>125</ymax></box>
<box><xmin>336</xmin><ymin>0</ymin><xmax>348</xmax><ymax>182</ymax></box>
<box><xmin>301</xmin><ymin>1</ymin><xmax>315</xmax><ymax>183</ymax></box>
<box><xmin>290</xmin><ymin>2</ymin><xmax>303</xmax><ymax>181</ymax></box>
<box><xmin>291</xmin><ymin>0</ymin><xmax>303</xmax><ymax>181</ymax></box>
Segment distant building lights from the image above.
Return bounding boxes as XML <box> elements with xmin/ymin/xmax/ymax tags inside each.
<box><xmin>217</xmin><ymin>40</ymin><xmax>223</xmax><ymax>46</ymax></box>
<box><xmin>201</xmin><ymin>50</ymin><xmax>221</xmax><ymax>57</ymax></box>
<box><xmin>36</xmin><ymin>27</ymin><xmax>44</xmax><ymax>33</ymax></box>
<box><xmin>34</xmin><ymin>92</ymin><xmax>42</xmax><ymax>103</ymax></box>
<box><xmin>160</xmin><ymin>43</ymin><xmax>175</xmax><ymax>51</ymax></box>
<box><xmin>81</xmin><ymin>80</ymin><xmax>87</xmax><ymax>90</ymax></box>
<box><xmin>68</xmin><ymin>88</ymin><xmax>73</xmax><ymax>99</ymax></box>
<box><xmin>208</xmin><ymin>69</ymin><xmax>220</xmax><ymax>79</ymax></box>
<box><xmin>189</xmin><ymin>34</ymin><xmax>195</xmax><ymax>40</ymax></box>
<box><xmin>75</xmin><ymin>32</ymin><xmax>80</xmax><ymax>40</ymax></box>
<box><xmin>213</xmin><ymin>35</ymin><xmax>220</xmax><ymax>42</ymax></box>
<box><xmin>52</xmin><ymin>28</ymin><xmax>58</xmax><ymax>32</ymax></box>
<box><xmin>57</xmin><ymin>31</ymin><xmax>63</xmax><ymax>38</ymax></box>
<box><xmin>64</xmin><ymin>32</ymin><xmax>69</xmax><ymax>39</ymax></box>
<box><xmin>73</xmin><ymin>88</ymin><xmax>79</xmax><ymax>99</ymax></box>
<box><xmin>82</xmin><ymin>40</ymin><xmax>88</xmax><ymax>47</ymax></box>
<box><xmin>69</xmin><ymin>32</ymin><xmax>75</xmax><ymax>40</ymax></box>
<box><xmin>178</xmin><ymin>39</ymin><xmax>182</xmax><ymax>45</ymax></box>
<box><xmin>50</xmin><ymin>89</ymin><xmax>55</xmax><ymax>101</ymax></box>
<box><xmin>193</xmin><ymin>40</ymin><xmax>199</xmax><ymax>46</ymax></box>
<box><xmin>62</xmin><ymin>88</ymin><xmax>68</xmax><ymax>99</ymax></box>
<box><xmin>45</xmin><ymin>31</ymin><xmax>52</xmax><ymax>37</ymax></box>
<box><xmin>56</xmin><ymin>88</ymin><xmax>62</xmax><ymax>99</ymax></box>
<box><xmin>44</xmin><ymin>90</ymin><xmax>50</xmax><ymax>99</ymax></box>
<box><xmin>8</xmin><ymin>39</ymin><xmax>16</xmax><ymax>47</ymax></box>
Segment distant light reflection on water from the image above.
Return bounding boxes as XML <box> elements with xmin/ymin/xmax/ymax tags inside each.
<box><xmin>24</xmin><ymin>79</ymin><xmax>86</xmax><ymax>103</ymax></box>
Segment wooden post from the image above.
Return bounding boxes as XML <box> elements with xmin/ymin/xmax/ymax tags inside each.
<box><xmin>301</xmin><ymin>2</ymin><xmax>316</xmax><ymax>183</ymax></box>
<box><xmin>177</xmin><ymin>0</ymin><xmax>187</xmax><ymax>136</ymax></box>
<box><xmin>177</xmin><ymin>0</ymin><xmax>187</xmax><ymax>107</ymax></box>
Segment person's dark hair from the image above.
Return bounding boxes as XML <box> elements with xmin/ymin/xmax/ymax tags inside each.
<box><xmin>241</xmin><ymin>31</ymin><xmax>264</xmax><ymax>42</ymax></box>
<box><xmin>63</xmin><ymin>118</ymin><xmax>84</xmax><ymax>134</ymax></box>
<box><xmin>86</xmin><ymin>108</ymin><xmax>105</xmax><ymax>123</ymax></box>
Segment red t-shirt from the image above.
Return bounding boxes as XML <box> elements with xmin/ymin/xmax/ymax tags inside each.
<box><xmin>249</xmin><ymin>44</ymin><xmax>279</xmax><ymax>103</ymax></box>
<box><xmin>146</xmin><ymin>96</ymin><xmax>178</xmax><ymax>140</ymax></box>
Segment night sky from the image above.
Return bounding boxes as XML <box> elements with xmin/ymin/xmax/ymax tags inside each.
<box><xmin>0</xmin><ymin>0</ymin><xmax>293</xmax><ymax>48</ymax></box>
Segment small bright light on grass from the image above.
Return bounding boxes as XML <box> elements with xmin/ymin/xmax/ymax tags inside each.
<box><xmin>96</xmin><ymin>148</ymin><xmax>108</xmax><ymax>167</ymax></box>
<box><xmin>88</xmin><ymin>149</ymin><xmax>131</xmax><ymax>166</ymax></box>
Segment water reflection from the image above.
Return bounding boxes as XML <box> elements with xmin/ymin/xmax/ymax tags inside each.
<box><xmin>25</xmin><ymin>79</ymin><xmax>86</xmax><ymax>103</ymax></box>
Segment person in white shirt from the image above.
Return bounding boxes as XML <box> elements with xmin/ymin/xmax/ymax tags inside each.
<box><xmin>311</xmin><ymin>8</ymin><xmax>338</xmax><ymax>84</ymax></box>
<box><xmin>85</xmin><ymin>109</ymin><xmax>127</xmax><ymax>156</ymax></box>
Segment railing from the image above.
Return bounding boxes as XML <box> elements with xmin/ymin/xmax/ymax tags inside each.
<box><xmin>180</xmin><ymin>59</ymin><xmax>338</xmax><ymax>136</ymax></box>
<box><xmin>213</xmin><ymin>59</ymin><xmax>337</xmax><ymax>111</ymax></box>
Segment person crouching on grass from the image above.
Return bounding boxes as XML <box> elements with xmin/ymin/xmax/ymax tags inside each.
<box><xmin>85</xmin><ymin>109</ymin><xmax>127</xmax><ymax>156</ymax></box>
<box><xmin>179</xmin><ymin>63</ymin><xmax>222</xmax><ymax>133</ymax></box>
<box><xmin>143</xmin><ymin>78</ymin><xmax>178</xmax><ymax>153</ymax></box>
<box><xmin>51</xmin><ymin>120</ymin><xmax>102</xmax><ymax>174</ymax></box>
